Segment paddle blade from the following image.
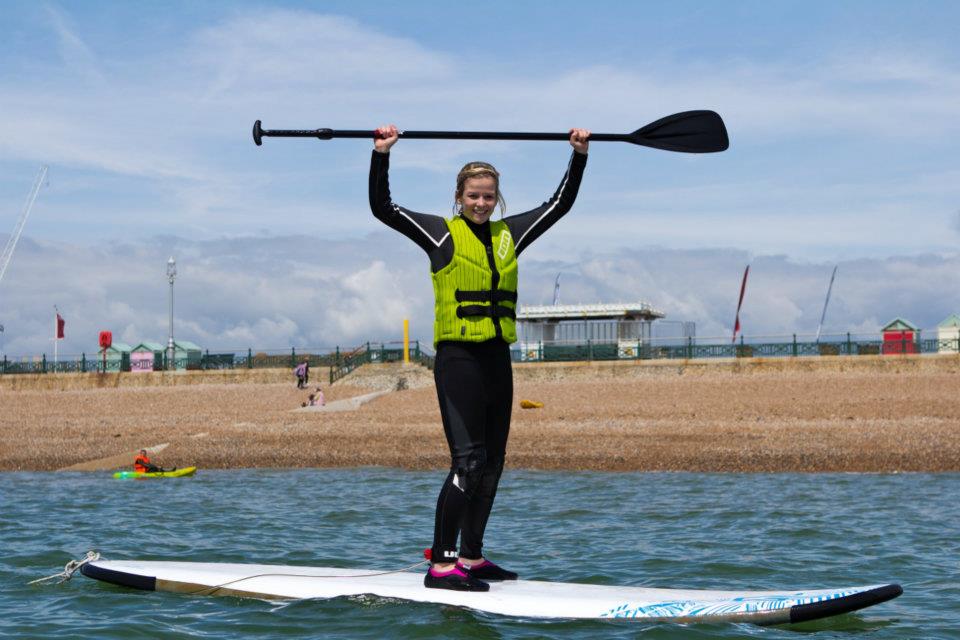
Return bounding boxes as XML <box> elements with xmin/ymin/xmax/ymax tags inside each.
<box><xmin>628</xmin><ymin>110</ymin><xmax>729</xmax><ymax>153</ymax></box>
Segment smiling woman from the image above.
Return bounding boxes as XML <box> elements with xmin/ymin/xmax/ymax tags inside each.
<box><xmin>368</xmin><ymin>122</ymin><xmax>590</xmax><ymax>592</ymax></box>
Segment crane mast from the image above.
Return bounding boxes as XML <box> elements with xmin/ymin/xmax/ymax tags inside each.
<box><xmin>0</xmin><ymin>165</ymin><xmax>48</xmax><ymax>287</ymax></box>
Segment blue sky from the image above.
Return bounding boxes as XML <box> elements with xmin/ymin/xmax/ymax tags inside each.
<box><xmin>1</xmin><ymin>1</ymin><xmax>959</xmax><ymax>355</ymax></box>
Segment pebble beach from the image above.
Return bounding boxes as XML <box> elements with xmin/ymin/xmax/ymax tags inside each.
<box><xmin>2</xmin><ymin>357</ymin><xmax>958</xmax><ymax>473</ymax></box>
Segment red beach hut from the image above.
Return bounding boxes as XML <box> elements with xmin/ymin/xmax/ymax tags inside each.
<box><xmin>881</xmin><ymin>318</ymin><xmax>919</xmax><ymax>355</ymax></box>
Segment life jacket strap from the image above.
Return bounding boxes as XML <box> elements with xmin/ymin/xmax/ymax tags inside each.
<box><xmin>454</xmin><ymin>289</ymin><xmax>518</xmax><ymax>304</ymax></box>
<box><xmin>456</xmin><ymin>305</ymin><xmax>517</xmax><ymax>320</ymax></box>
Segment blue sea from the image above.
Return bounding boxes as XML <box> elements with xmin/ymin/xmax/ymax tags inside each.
<box><xmin>2</xmin><ymin>470</ymin><xmax>957</xmax><ymax>638</ymax></box>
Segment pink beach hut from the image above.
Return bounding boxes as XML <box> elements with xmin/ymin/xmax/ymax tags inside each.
<box><xmin>131</xmin><ymin>342</ymin><xmax>165</xmax><ymax>372</ymax></box>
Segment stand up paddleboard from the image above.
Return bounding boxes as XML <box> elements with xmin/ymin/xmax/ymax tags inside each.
<box><xmin>81</xmin><ymin>559</ymin><xmax>901</xmax><ymax>624</ymax></box>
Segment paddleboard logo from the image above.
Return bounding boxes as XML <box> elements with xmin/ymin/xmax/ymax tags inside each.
<box><xmin>600</xmin><ymin>590</ymin><xmax>857</xmax><ymax>618</ymax></box>
<box><xmin>497</xmin><ymin>231</ymin><xmax>513</xmax><ymax>260</ymax></box>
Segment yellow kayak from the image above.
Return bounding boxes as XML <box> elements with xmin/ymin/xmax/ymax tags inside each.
<box><xmin>113</xmin><ymin>466</ymin><xmax>197</xmax><ymax>479</ymax></box>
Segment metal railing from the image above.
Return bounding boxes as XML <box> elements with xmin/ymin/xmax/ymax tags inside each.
<box><xmin>513</xmin><ymin>330</ymin><xmax>960</xmax><ymax>363</ymax></box>
<box><xmin>3</xmin><ymin>332</ymin><xmax>957</xmax><ymax>376</ymax></box>
<box><xmin>328</xmin><ymin>341</ymin><xmax>435</xmax><ymax>383</ymax></box>
<box><xmin>0</xmin><ymin>342</ymin><xmax>429</xmax><ymax>375</ymax></box>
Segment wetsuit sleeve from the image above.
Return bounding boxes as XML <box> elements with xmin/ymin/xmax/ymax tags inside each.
<box><xmin>504</xmin><ymin>151</ymin><xmax>588</xmax><ymax>256</ymax></box>
<box><xmin>369</xmin><ymin>151</ymin><xmax>453</xmax><ymax>264</ymax></box>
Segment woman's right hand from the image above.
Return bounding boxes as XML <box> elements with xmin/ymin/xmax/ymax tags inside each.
<box><xmin>374</xmin><ymin>124</ymin><xmax>399</xmax><ymax>153</ymax></box>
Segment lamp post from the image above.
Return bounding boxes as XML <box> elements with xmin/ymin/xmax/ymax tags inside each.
<box><xmin>166</xmin><ymin>256</ymin><xmax>177</xmax><ymax>370</ymax></box>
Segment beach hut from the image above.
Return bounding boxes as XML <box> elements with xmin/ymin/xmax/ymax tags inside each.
<box><xmin>881</xmin><ymin>318</ymin><xmax>919</xmax><ymax>355</ymax></box>
<box><xmin>131</xmin><ymin>341</ymin><xmax>166</xmax><ymax>372</ymax></box>
<box><xmin>937</xmin><ymin>314</ymin><xmax>960</xmax><ymax>353</ymax></box>
<box><xmin>173</xmin><ymin>340</ymin><xmax>203</xmax><ymax>370</ymax></box>
<box><xmin>97</xmin><ymin>342</ymin><xmax>132</xmax><ymax>372</ymax></box>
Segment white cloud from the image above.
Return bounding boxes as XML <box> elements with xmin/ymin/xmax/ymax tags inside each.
<box><xmin>521</xmin><ymin>248</ymin><xmax>960</xmax><ymax>341</ymax></box>
<box><xmin>1</xmin><ymin>233</ymin><xmax>957</xmax><ymax>358</ymax></box>
<box><xmin>44</xmin><ymin>4</ymin><xmax>106</xmax><ymax>85</ymax></box>
<box><xmin>188</xmin><ymin>12</ymin><xmax>454</xmax><ymax>98</ymax></box>
<box><xmin>5</xmin><ymin>7</ymin><xmax>959</xmax><ymax>179</ymax></box>
<box><xmin>328</xmin><ymin>260</ymin><xmax>421</xmax><ymax>341</ymax></box>
<box><xmin>0</xmin><ymin>6</ymin><xmax>956</xmax><ymax>264</ymax></box>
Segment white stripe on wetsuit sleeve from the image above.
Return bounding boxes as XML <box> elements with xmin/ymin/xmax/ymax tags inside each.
<box><xmin>514</xmin><ymin>155</ymin><xmax>573</xmax><ymax>250</ymax></box>
<box><xmin>393</xmin><ymin>204</ymin><xmax>450</xmax><ymax>248</ymax></box>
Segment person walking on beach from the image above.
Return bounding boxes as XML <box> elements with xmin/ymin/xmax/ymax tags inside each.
<box><xmin>370</xmin><ymin>123</ymin><xmax>589</xmax><ymax>592</ymax></box>
<box><xmin>294</xmin><ymin>360</ymin><xmax>308</xmax><ymax>389</ymax></box>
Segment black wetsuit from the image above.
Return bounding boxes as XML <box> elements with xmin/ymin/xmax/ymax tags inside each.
<box><xmin>369</xmin><ymin>149</ymin><xmax>587</xmax><ymax>563</ymax></box>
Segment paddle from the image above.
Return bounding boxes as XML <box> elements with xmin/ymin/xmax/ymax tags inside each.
<box><xmin>252</xmin><ymin>110</ymin><xmax>729</xmax><ymax>153</ymax></box>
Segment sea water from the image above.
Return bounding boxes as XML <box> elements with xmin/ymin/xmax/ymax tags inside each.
<box><xmin>1</xmin><ymin>469</ymin><xmax>957</xmax><ymax>639</ymax></box>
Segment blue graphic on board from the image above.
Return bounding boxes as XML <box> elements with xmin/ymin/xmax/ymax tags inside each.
<box><xmin>601</xmin><ymin>588</ymin><xmax>860</xmax><ymax>618</ymax></box>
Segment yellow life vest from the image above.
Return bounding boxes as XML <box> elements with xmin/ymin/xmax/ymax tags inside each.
<box><xmin>432</xmin><ymin>216</ymin><xmax>518</xmax><ymax>345</ymax></box>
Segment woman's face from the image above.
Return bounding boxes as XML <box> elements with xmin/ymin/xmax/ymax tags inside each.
<box><xmin>458</xmin><ymin>176</ymin><xmax>498</xmax><ymax>225</ymax></box>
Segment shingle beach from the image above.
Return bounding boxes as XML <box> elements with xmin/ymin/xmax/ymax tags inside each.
<box><xmin>2</xmin><ymin>356</ymin><xmax>958</xmax><ymax>473</ymax></box>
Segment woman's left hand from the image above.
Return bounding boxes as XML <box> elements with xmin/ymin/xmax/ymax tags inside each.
<box><xmin>569</xmin><ymin>128</ymin><xmax>590</xmax><ymax>154</ymax></box>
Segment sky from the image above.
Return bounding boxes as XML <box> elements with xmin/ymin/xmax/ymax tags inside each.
<box><xmin>1</xmin><ymin>1</ymin><xmax>959</xmax><ymax>356</ymax></box>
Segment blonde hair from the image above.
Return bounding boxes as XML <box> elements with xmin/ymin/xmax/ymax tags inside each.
<box><xmin>454</xmin><ymin>161</ymin><xmax>506</xmax><ymax>216</ymax></box>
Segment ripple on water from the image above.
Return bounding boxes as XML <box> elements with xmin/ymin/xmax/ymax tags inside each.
<box><xmin>1</xmin><ymin>469</ymin><xmax>956</xmax><ymax>639</ymax></box>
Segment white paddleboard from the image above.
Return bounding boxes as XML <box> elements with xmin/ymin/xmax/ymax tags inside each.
<box><xmin>81</xmin><ymin>560</ymin><xmax>900</xmax><ymax>624</ymax></box>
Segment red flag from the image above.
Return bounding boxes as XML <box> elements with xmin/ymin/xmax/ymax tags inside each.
<box><xmin>56</xmin><ymin>313</ymin><xmax>65</xmax><ymax>339</ymax></box>
<box><xmin>732</xmin><ymin>264</ymin><xmax>749</xmax><ymax>343</ymax></box>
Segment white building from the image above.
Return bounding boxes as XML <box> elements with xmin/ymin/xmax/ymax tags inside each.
<box><xmin>516</xmin><ymin>301</ymin><xmax>665</xmax><ymax>361</ymax></box>
<box><xmin>937</xmin><ymin>314</ymin><xmax>960</xmax><ymax>353</ymax></box>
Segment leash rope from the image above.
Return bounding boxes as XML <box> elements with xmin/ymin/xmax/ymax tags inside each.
<box><xmin>188</xmin><ymin>559</ymin><xmax>431</xmax><ymax>596</ymax></box>
<box><xmin>31</xmin><ymin>550</ymin><xmax>431</xmax><ymax>595</ymax></box>
<box><xmin>29</xmin><ymin>551</ymin><xmax>101</xmax><ymax>585</ymax></box>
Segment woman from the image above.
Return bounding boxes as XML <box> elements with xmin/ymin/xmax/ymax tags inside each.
<box><xmin>370</xmin><ymin>124</ymin><xmax>589</xmax><ymax>591</ymax></box>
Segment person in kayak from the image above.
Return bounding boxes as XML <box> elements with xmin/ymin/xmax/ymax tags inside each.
<box><xmin>370</xmin><ymin>123</ymin><xmax>589</xmax><ymax>592</ymax></box>
<box><xmin>134</xmin><ymin>449</ymin><xmax>161</xmax><ymax>473</ymax></box>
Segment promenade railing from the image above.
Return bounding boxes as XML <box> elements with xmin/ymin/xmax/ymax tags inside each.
<box><xmin>511</xmin><ymin>330</ymin><xmax>960</xmax><ymax>362</ymax></box>
<box><xmin>0</xmin><ymin>340</ymin><xmax>434</xmax><ymax>378</ymax></box>
<box><xmin>3</xmin><ymin>331</ymin><xmax>957</xmax><ymax>376</ymax></box>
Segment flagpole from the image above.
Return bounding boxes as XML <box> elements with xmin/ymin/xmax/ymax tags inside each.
<box><xmin>732</xmin><ymin>264</ymin><xmax>750</xmax><ymax>344</ymax></box>
<box><xmin>53</xmin><ymin>306</ymin><xmax>58</xmax><ymax>367</ymax></box>
<box><xmin>815</xmin><ymin>266</ymin><xmax>838</xmax><ymax>344</ymax></box>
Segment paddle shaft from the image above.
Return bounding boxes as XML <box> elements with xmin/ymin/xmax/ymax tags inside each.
<box><xmin>257</xmin><ymin>127</ymin><xmax>626</xmax><ymax>143</ymax></box>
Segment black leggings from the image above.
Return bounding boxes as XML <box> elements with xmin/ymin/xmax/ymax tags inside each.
<box><xmin>430</xmin><ymin>339</ymin><xmax>513</xmax><ymax>563</ymax></box>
